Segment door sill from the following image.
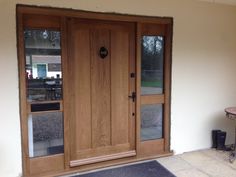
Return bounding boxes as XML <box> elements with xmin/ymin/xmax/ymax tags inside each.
<box><xmin>70</xmin><ymin>150</ymin><xmax>136</xmax><ymax>167</ymax></box>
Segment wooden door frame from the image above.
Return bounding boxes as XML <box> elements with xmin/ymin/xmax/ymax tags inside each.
<box><xmin>17</xmin><ymin>5</ymin><xmax>173</xmax><ymax>177</ymax></box>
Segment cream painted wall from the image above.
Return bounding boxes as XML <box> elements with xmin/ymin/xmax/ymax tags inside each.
<box><xmin>1</xmin><ymin>0</ymin><xmax>236</xmax><ymax>176</ymax></box>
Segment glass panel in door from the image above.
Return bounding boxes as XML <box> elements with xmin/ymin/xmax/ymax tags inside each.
<box><xmin>141</xmin><ymin>36</ymin><xmax>164</xmax><ymax>95</ymax></box>
<box><xmin>24</xmin><ymin>30</ymin><xmax>62</xmax><ymax>102</ymax></box>
<box><xmin>141</xmin><ymin>104</ymin><xmax>163</xmax><ymax>141</ymax></box>
<box><xmin>28</xmin><ymin>112</ymin><xmax>64</xmax><ymax>157</ymax></box>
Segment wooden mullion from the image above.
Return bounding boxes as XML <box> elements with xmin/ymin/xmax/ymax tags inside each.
<box><xmin>61</xmin><ymin>16</ymin><xmax>70</xmax><ymax>169</ymax></box>
<box><xmin>141</xmin><ymin>95</ymin><xmax>165</xmax><ymax>105</ymax></box>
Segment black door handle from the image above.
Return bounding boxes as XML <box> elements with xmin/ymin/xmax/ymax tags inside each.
<box><xmin>128</xmin><ymin>92</ymin><xmax>136</xmax><ymax>102</ymax></box>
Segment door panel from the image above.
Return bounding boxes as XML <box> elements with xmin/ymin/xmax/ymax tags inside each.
<box><xmin>67</xmin><ymin>19</ymin><xmax>136</xmax><ymax>166</ymax></box>
<box><xmin>111</xmin><ymin>31</ymin><xmax>129</xmax><ymax>146</ymax></box>
<box><xmin>73</xmin><ymin>28</ymin><xmax>92</xmax><ymax>151</ymax></box>
<box><xmin>91</xmin><ymin>29</ymin><xmax>111</xmax><ymax>148</ymax></box>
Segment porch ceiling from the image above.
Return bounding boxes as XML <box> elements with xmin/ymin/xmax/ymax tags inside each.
<box><xmin>198</xmin><ymin>0</ymin><xmax>236</xmax><ymax>6</ymax></box>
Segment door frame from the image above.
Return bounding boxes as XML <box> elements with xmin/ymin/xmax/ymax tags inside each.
<box><xmin>17</xmin><ymin>5</ymin><xmax>173</xmax><ymax>177</ymax></box>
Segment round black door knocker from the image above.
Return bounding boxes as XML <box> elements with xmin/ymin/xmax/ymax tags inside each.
<box><xmin>99</xmin><ymin>47</ymin><xmax>108</xmax><ymax>59</ymax></box>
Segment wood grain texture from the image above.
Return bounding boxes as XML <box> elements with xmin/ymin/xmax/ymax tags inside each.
<box><xmin>23</xmin><ymin>14</ymin><xmax>60</xmax><ymax>29</ymax></box>
<box><xmin>68</xmin><ymin>20</ymin><xmax>136</xmax><ymax>164</ymax></box>
<box><xmin>61</xmin><ymin>16</ymin><xmax>70</xmax><ymax>169</ymax></box>
<box><xmin>111</xmin><ymin>30</ymin><xmax>129</xmax><ymax>146</ymax></box>
<box><xmin>75</xmin><ymin>143</ymin><xmax>131</xmax><ymax>159</ymax></box>
<box><xmin>73</xmin><ymin>26</ymin><xmax>92</xmax><ymax>151</ymax></box>
<box><xmin>29</xmin><ymin>154</ymin><xmax>64</xmax><ymax>175</ymax></box>
<box><xmin>140</xmin><ymin>23</ymin><xmax>166</xmax><ymax>36</ymax></box>
<box><xmin>136</xmin><ymin>23</ymin><xmax>142</xmax><ymax>155</ymax></box>
<box><xmin>163</xmin><ymin>23</ymin><xmax>173</xmax><ymax>152</ymax></box>
<box><xmin>66</xmin><ymin>18</ymin><xmax>77</xmax><ymax>161</ymax></box>
<box><xmin>141</xmin><ymin>95</ymin><xmax>164</xmax><ymax>105</ymax></box>
<box><xmin>67</xmin><ymin>20</ymin><xmax>93</xmax><ymax>160</ymax></box>
<box><xmin>91</xmin><ymin>28</ymin><xmax>111</xmax><ymax>148</ymax></box>
<box><xmin>70</xmin><ymin>151</ymin><xmax>136</xmax><ymax>166</ymax></box>
<box><xmin>128</xmin><ymin>24</ymin><xmax>136</xmax><ymax>151</ymax></box>
<box><xmin>139</xmin><ymin>139</ymin><xmax>164</xmax><ymax>157</ymax></box>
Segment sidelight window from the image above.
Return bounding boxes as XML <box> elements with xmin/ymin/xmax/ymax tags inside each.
<box><xmin>24</xmin><ymin>29</ymin><xmax>64</xmax><ymax>157</ymax></box>
<box><xmin>139</xmin><ymin>24</ymin><xmax>171</xmax><ymax>147</ymax></box>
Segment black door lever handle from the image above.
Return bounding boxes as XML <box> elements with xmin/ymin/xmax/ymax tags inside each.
<box><xmin>128</xmin><ymin>92</ymin><xmax>136</xmax><ymax>102</ymax></box>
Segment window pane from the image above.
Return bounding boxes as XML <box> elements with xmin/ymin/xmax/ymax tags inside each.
<box><xmin>24</xmin><ymin>30</ymin><xmax>62</xmax><ymax>102</ymax></box>
<box><xmin>141</xmin><ymin>36</ymin><xmax>164</xmax><ymax>95</ymax></box>
<box><xmin>141</xmin><ymin>104</ymin><xmax>163</xmax><ymax>141</ymax></box>
<box><xmin>28</xmin><ymin>112</ymin><xmax>64</xmax><ymax>157</ymax></box>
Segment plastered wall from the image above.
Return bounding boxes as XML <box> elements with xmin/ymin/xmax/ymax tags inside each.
<box><xmin>1</xmin><ymin>0</ymin><xmax>236</xmax><ymax>176</ymax></box>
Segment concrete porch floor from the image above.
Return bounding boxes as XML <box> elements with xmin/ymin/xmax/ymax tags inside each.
<box><xmin>157</xmin><ymin>149</ymin><xmax>236</xmax><ymax>177</ymax></box>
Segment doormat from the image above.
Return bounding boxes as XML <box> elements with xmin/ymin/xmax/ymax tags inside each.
<box><xmin>73</xmin><ymin>161</ymin><xmax>176</xmax><ymax>177</ymax></box>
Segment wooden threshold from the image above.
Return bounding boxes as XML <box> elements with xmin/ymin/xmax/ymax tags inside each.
<box><xmin>70</xmin><ymin>150</ymin><xmax>136</xmax><ymax>167</ymax></box>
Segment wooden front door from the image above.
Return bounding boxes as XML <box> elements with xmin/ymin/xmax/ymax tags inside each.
<box><xmin>66</xmin><ymin>19</ymin><xmax>136</xmax><ymax>166</ymax></box>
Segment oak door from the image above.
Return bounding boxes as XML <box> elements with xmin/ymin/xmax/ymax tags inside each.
<box><xmin>66</xmin><ymin>19</ymin><xmax>136</xmax><ymax>166</ymax></box>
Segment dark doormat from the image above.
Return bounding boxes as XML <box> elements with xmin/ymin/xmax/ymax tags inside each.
<box><xmin>73</xmin><ymin>161</ymin><xmax>176</xmax><ymax>177</ymax></box>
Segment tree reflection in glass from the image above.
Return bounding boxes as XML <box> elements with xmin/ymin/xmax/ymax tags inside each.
<box><xmin>141</xmin><ymin>36</ymin><xmax>164</xmax><ymax>95</ymax></box>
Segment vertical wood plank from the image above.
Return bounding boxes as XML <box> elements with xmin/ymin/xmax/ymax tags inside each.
<box><xmin>73</xmin><ymin>25</ymin><xmax>92</xmax><ymax>151</ymax></box>
<box><xmin>61</xmin><ymin>16</ymin><xmax>70</xmax><ymax>169</ymax></box>
<box><xmin>67</xmin><ymin>21</ymin><xmax>92</xmax><ymax>161</ymax></box>
<box><xmin>111</xmin><ymin>30</ymin><xmax>129</xmax><ymax>145</ymax></box>
<box><xmin>128</xmin><ymin>24</ymin><xmax>136</xmax><ymax>150</ymax></box>
<box><xmin>136</xmin><ymin>23</ymin><xmax>142</xmax><ymax>155</ymax></box>
<box><xmin>67</xmin><ymin>19</ymin><xmax>76</xmax><ymax>160</ymax></box>
<box><xmin>91</xmin><ymin>29</ymin><xmax>111</xmax><ymax>148</ymax></box>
